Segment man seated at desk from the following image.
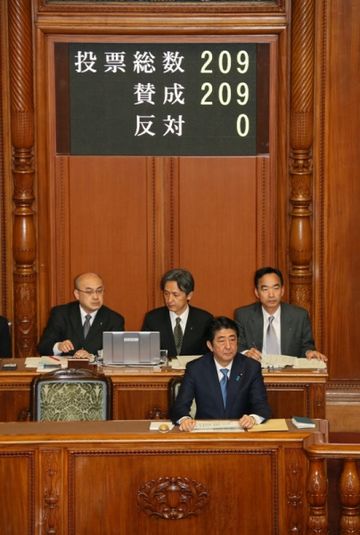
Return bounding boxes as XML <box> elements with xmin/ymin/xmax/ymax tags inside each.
<box><xmin>171</xmin><ymin>316</ymin><xmax>271</xmax><ymax>431</ymax></box>
<box><xmin>141</xmin><ymin>268</ymin><xmax>213</xmax><ymax>357</ymax></box>
<box><xmin>0</xmin><ymin>315</ymin><xmax>11</xmax><ymax>357</ymax></box>
<box><xmin>38</xmin><ymin>272</ymin><xmax>124</xmax><ymax>358</ymax></box>
<box><xmin>234</xmin><ymin>266</ymin><xmax>327</xmax><ymax>363</ymax></box>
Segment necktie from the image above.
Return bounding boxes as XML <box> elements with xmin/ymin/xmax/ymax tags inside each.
<box><xmin>266</xmin><ymin>316</ymin><xmax>280</xmax><ymax>354</ymax></box>
<box><xmin>220</xmin><ymin>368</ymin><xmax>229</xmax><ymax>408</ymax></box>
<box><xmin>83</xmin><ymin>314</ymin><xmax>91</xmax><ymax>339</ymax></box>
<box><xmin>174</xmin><ymin>317</ymin><xmax>183</xmax><ymax>355</ymax></box>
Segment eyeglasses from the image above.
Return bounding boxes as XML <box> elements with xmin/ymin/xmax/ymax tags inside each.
<box><xmin>76</xmin><ymin>288</ymin><xmax>104</xmax><ymax>296</ymax></box>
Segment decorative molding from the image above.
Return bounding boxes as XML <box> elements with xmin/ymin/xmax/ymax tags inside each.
<box><xmin>137</xmin><ymin>476</ymin><xmax>209</xmax><ymax>520</ymax></box>
<box><xmin>37</xmin><ymin>0</ymin><xmax>286</xmax><ymax>16</ymax></box>
<box><xmin>313</xmin><ymin>0</ymin><xmax>329</xmax><ymax>351</ymax></box>
<box><xmin>55</xmin><ymin>157</ymin><xmax>67</xmax><ymax>305</ymax></box>
<box><xmin>286</xmin><ymin>449</ymin><xmax>305</xmax><ymax>534</ymax></box>
<box><xmin>41</xmin><ymin>450</ymin><xmax>62</xmax><ymax>534</ymax></box>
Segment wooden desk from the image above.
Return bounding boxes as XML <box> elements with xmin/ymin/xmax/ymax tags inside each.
<box><xmin>0</xmin><ymin>419</ymin><xmax>326</xmax><ymax>535</ymax></box>
<box><xmin>0</xmin><ymin>359</ymin><xmax>327</xmax><ymax>421</ymax></box>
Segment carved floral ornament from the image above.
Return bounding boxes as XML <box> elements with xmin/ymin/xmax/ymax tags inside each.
<box><xmin>137</xmin><ymin>476</ymin><xmax>209</xmax><ymax>519</ymax></box>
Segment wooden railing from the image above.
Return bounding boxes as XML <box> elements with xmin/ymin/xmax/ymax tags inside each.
<box><xmin>304</xmin><ymin>435</ymin><xmax>360</xmax><ymax>535</ymax></box>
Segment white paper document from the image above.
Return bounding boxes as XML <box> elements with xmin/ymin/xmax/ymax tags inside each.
<box><xmin>25</xmin><ymin>356</ymin><xmax>68</xmax><ymax>372</ymax></box>
<box><xmin>193</xmin><ymin>420</ymin><xmax>244</xmax><ymax>432</ymax></box>
<box><xmin>260</xmin><ymin>354</ymin><xmax>326</xmax><ymax>369</ymax></box>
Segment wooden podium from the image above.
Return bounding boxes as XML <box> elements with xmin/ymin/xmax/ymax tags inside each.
<box><xmin>0</xmin><ymin>419</ymin><xmax>327</xmax><ymax>534</ymax></box>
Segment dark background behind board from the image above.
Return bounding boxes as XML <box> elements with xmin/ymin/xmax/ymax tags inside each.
<box><xmin>55</xmin><ymin>42</ymin><xmax>269</xmax><ymax>156</ymax></box>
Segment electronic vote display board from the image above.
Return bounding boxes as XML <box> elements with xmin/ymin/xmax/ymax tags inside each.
<box><xmin>55</xmin><ymin>42</ymin><xmax>269</xmax><ymax>156</ymax></box>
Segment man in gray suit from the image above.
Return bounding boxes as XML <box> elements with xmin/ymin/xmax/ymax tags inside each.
<box><xmin>234</xmin><ymin>267</ymin><xmax>327</xmax><ymax>362</ymax></box>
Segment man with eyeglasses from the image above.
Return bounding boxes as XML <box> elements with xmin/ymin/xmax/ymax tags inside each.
<box><xmin>38</xmin><ymin>272</ymin><xmax>124</xmax><ymax>358</ymax></box>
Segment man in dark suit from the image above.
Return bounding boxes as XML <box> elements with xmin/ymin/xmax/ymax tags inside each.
<box><xmin>0</xmin><ymin>316</ymin><xmax>11</xmax><ymax>357</ymax></box>
<box><xmin>234</xmin><ymin>267</ymin><xmax>327</xmax><ymax>362</ymax></box>
<box><xmin>38</xmin><ymin>272</ymin><xmax>124</xmax><ymax>357</ymax></box>
<box><xmin>171</xmin><ymin>316</ymin><xmax>271</xmax><ymax>431</ymax></box>
<box><xmin>141</xmin><ymin>268</ymin><xmax>213</xmax><ymax>357</ymax></box>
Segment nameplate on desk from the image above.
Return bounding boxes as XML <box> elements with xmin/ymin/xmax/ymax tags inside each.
<box><xmin>193</xmin><ymin>420</ymin><xmax>244</xmax><ymax>432</ymax></box>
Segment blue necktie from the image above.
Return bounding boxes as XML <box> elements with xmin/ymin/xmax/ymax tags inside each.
<box><xmin>220</xmin><ymin>368</ymin><xmax>229</xmax><ymax>408</ymax></box>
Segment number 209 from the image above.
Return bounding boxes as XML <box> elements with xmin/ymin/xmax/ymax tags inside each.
<box><xmin>201</xmin><ymin>82</ymin><xmax>249</xmax><ymax>106</ymax></box>
<box><xmin>200</xmin><ymin>50</ymin><xmax>250</xmax><ymax>74</ymax></box>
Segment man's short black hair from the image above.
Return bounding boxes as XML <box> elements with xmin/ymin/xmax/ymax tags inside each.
<box><xmin>254</xmin><ymin>267</ymin><xmax>284</xmax><ymax>288</ymax></box>
<box><xmin>207</xmin><ymin>316</ymin><xmax>239</xmax><ymax>344</ymax></box>
<box><xmin>160</xmin><ymin>268</ymin><xmax>194</xmax><ymax>295</ymax></box>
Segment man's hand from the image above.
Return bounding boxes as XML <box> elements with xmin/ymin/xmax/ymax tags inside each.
<box><xmin>239</xmin><ymin>414</ymin><xmax>256</xmax><ymax>430</ymax></box>
<box><xmin>74</xmin><ymin>348</ymin><xmax>92</xmax><ymax>359</ymax></box>
<box><xmin>179</xmin><ymin>417</ymin><xmax>196</xmax><ymax>432</ymax></box>
<box><xmin>246</xmin><ymin>347</ymin><xmax>262</xmax><ymax>362</ymax></box>
<box><xmin>305</xmin><ymin>350</ymin><xmax>327</xmax><ymax>362</ymax></box>
<box><xmin>58</xmin><ymin>340</ymin><xmax>74</xmax><ymax>353</ymax></box>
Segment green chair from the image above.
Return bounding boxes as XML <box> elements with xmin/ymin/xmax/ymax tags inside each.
<box><xmin>31</xmin><ymin>368</ymin><xmax>112</xmax><ymax>421</ymax></box>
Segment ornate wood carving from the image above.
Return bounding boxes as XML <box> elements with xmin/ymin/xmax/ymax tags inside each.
<box><xmin>8</xmin><ymin>0</ymin><xmax>37</xmax><ymax>356</ymax></box>
<box><xmin>306</xmin><ymin>457</ymin><xmax>328</xmax><ymax>534</ymax></box>
<box><xmin>285</xmin><ymin>449</ymin><xmax>307</xmax><ymax>533</ymax></box>
<box><xmin>137</xmin><ymin>476</ymin><xmax>209</xmax><ymax>519</ymax></box>
<box><xmin>288</xmin><ymin>0</ymin><xmax>315</xmax><ymax>312</ymax></box>
<box><xmin>41</xmin><ymin>450</ymin><xmax>62</xmax><ymax>535</ymax></box>
<box><xmin>339</xmin><ymin>460</ymin><xmax>360</xmax><ymax>535</ymax></box>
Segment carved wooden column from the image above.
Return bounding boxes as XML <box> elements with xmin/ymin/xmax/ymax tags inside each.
<box><xmin>306</xmin><ymin>457</ymin><xmax>328</xmax><ymax>535</ymax></box>
<box><xmin>289</xmin><ymin>0</ymin><xmax>315</xmax><ymax>312</ymax></box>
<box><xmin>339</xmin><ymin>459</ymin><xmax>360</xmax><ymax>535</ymax></box>
<box><xmin>8</xmin><ymin>0</ymin><xmax>37</xmax><ymax>356</ymax></box>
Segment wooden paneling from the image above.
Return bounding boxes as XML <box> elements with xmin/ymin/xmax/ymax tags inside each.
<box><xmin>324</xmin><ymin>0</ymin><xmax>360</xmax><ymax>379</ymax></box>
<box><xmin>177</xmin><ymin>156</ymin><xmax>274</xmax><ymax>317</ymax></box>
<box><xmin>57</xmin><ymin>156</ymin><xmax>150</xmax><ymax>330</ymax></box>
<box><xmin>0</xmin><ymin>451</ymin><xmax>34</xmax><ymax>532</ymax></box>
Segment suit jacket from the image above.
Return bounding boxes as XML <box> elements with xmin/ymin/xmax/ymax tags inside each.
<box><xmin>234</xmin><ymin>302</ymin><xmax>315</xmax><ymax>357</ymax></box>
<box><xmin>37</xmin><ymin>301</ymin><xmax>125</xmax><ymax>356</ymax></box>
<box><xmin>141</xmin><ymin>306</ymin><xmax>213</xmax><ymax>357</ymax></box>
<box><xmin>170</xmin><ymin>352</ymin><xmax>271</xmax><ymax>423</ymax></box>
<box><xmin>0</xmin><ymin>315</ymin><xmax>11</xmax><ymax>358</ymax></box>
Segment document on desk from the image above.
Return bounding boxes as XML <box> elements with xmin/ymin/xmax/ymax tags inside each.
<box><xmin>25</xmin><ymin>356</ymin><xmax>68</xmax><ymax>372</ymax></box>
<box><xmin>261</xmin><ymin>354</ymin><xmax>326</xmax><ymax>370</ymax></box>
<box><xmin>170</xmin><ymin>355</ymin><xmax>203</xmax><ymax>369</ymax></box>
<box><xmin>193</xmin><ymin>420</ymin><xmax>244</xmax><ymax>432</ymax></box>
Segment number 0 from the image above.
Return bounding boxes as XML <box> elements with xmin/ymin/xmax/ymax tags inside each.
<box><xmin>236</xmin><ymin>114</ymin><xmax>249</xmax><ymax>137</ymax></box>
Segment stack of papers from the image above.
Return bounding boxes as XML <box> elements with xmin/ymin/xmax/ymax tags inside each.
<box><xmin>260</xmin><ymin>354</ymin><xmax>326</xmax><ymax>369</ymax></box>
